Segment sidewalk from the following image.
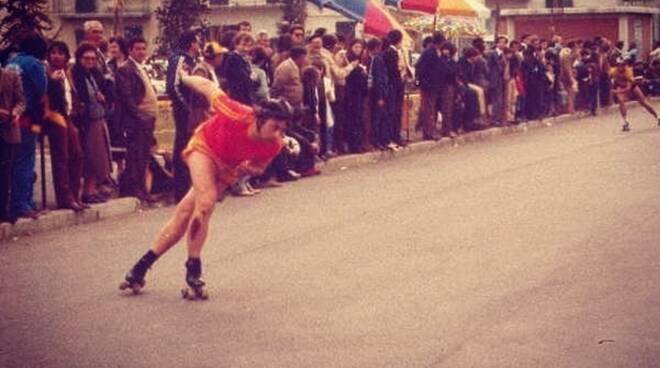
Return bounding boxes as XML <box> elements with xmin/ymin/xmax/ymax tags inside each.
<box><xmin>319</xmin><ymin>104</ymin><xmax>630</xmax><ymax>175</ymax></box>
<box><xmin>0</xmin><ymin>101</ymin><xmax>650</xmax><ymax>243</ymax></box>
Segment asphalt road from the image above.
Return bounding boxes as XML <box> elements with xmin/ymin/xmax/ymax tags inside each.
<box><xmin>2</xmin><ymin>105</ymin><xmax>660</xmax><ymax>368</ymax></box>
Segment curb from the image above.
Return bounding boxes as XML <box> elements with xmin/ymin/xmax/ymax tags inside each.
<box><xmin>0</xmin><ymin>197</ymin><xmax>140</xmax><ymax>243</ymax></box>
<box><xmin>319</xmin><ymin>100</ymin><xmax>645</xmax><ymax>175</ymax></box>
<box><xmin>2</xmin><ymin>99</ymin><xmax>653</xmax><ymax>242</ymax></box>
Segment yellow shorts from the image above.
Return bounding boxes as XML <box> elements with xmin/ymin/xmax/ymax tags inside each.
<box><xmin>182</xmin><ymin>132</ymin><xmax>238</xmax><ymax>187</ymax></box>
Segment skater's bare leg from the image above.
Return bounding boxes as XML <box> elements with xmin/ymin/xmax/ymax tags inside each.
<box><xmin>150</xmin><ymin>189</ymin><xmax>196</xmax><ymax>255</ymax></box>
<box><xmin>186</xmin><ymin>152</ymin><xmax>223</xmax><ymax>258</ymax></box>
<box><xmin>632</xmin><ymin>86</ymin><xmax>658</xmax><ymax>118</ymax></box>
<box><xmin>616</xmin><ymin>93</ymin><xmax>628</xmax><ymax>120</ymax></box>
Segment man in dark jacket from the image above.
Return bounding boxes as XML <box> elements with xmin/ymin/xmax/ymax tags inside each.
<box><xmin>117</xmin><ymin>37</ymin><xmax>158</xmax><ymax>201</ymax></box>
<box><xmin>415</xmin><ymin>32</ymin><xmax>445</xmax><ymax>140</ymax></box>
<box><xmin>218</xmin><ymin>33</ymin><xmax>258</xmax><ymax>106</ymax></box>
<box><xmin>166</xmin><ymin>30</ymin><xmax>199</xmax><ymax>202</ymax></box>
<box><xmin>487</xmin><ymin>36</ymin><xmax>507</xmax><ymax>124</ymax></box>
<box><xmin>366</xmin><ymin>38</ymin><xmax>391</xmax><ymax>150</ymax></box>
<box><xmin>383</xmin><ymin>30</ymin><xmax>406</xmax><ymax>146</ymax></box>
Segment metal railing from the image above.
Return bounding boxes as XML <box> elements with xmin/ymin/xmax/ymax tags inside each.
<box><xmin>51</xmin><ymin>0</ymin><xmax>150</xmax><ymax>15</ymax></box>
<box><xmin>617</xmin><ymin>0</ymin><xmax>659</xmax><ymax>6</ymax></box>
<box><xmin>208</xmin><ymin>0</ymin><xmax>282</xmax><ymax>7</ymax></box>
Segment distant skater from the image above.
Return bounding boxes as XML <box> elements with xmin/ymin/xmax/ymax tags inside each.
<box><xmin>610</xmin><ymin>57</ymin><xmax>660</xmax><ymax>132</ymax></box>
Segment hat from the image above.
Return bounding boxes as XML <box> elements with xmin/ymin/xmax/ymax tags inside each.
<box><xmin>203</xmin><ymin>41</ymin><xmax>228</xmax><ymax>58</ymax></box>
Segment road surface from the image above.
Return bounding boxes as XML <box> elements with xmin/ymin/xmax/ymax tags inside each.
<box><xmin>2</xmin><ymin>105</ymin><xmax>660</xmax><ymax>367</ymax></box>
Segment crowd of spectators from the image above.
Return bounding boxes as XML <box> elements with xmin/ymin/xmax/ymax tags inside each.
<box><xmin>2</xmin><ymin>19</ymin><xmax>660</xmax><ymax>223</ymax></box>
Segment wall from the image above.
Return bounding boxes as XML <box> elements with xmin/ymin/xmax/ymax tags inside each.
<box><xmin>504</xmin><ymin>14</ymin><xmax>619</xmax><ymax>41</ymax></box>
<box><xmin>47</xmin><ymin>0</ymin><xmax>350</xmax><ymax>54</ymax></box>
<box><xmin>628</xmin><ymin>14</ymin><xmax>653</xmax><ymax>54</ymax></box>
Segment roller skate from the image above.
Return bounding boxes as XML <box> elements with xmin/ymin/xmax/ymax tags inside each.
<box><xmin>119</xmin><ymin>268</ymin><xmax>147</xmax><ymax>294</ymax></box>
<box><xmin>181</xmin><ymin>258</ymin><xmax>209</xmax><ymax>300</ymax></box>
<box><xmin>622</xmin><ymin>121</ymin><xmax>631</xmax><ymax>132</ymax></box>
<box><xmin>119</xmin><ymin>250</ymin><xmax>158</xmax><ymax>295</ymax></box>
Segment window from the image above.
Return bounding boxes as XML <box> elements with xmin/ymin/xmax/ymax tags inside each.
<box><xmin>545</xmin><ymin>0</ymin><xmax>573</xmax><ymax>7</ymax></box>
<box><xmin>124</xmin><ymin>25</ymin><xmax>144</xmax><ymax>40</ymax></box>
<box><xmin>74</xmin><ymin>29</ymin><xmax>85</xmax><ymax>45</ymax></box>
<box><xmin>336</xmin><ymin>21</ymin><xmax>356</xmax><ymax>40</ymax></box>
<box><xmin>76</xmin><ymin>0</ymin><xmax>97</xmax><ymax>13</ymax></box>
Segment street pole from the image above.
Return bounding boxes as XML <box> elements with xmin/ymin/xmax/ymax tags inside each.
<box><xmin>39</xmin><ymin>134</ymin><xmax>46</xmax><ymax>210</ymax></box>
<box><xmin>493</xmin><ymin>3</ymin><xmax>500</xmax><ymax>40</ymax></box>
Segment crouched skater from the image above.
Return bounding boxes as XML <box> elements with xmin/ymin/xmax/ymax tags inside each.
<box><xmin>119</xmin><ymin>68</ymin><xmax>294</xmax><ymax>300</ymax></box>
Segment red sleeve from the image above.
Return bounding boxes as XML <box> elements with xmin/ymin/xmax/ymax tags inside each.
<box><xmin>211</xmin><ymin>90</ymin><xmax>253</xmax><ymax>120</ymax></box>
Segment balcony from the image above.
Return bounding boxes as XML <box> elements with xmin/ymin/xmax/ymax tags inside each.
<box><xmin>51</xmin><ymin>0</ymin><xmax>151</xmax><ymax>19</ymax></box>
<box><xmin>618</xmin><ymin>0</ymin><xmax>658</xmax><ymax>5</ymax></box>
<box><xmin>208</xmin><ymin>0</ymin><xmax>283</xmax><ymax>8</ymax></box>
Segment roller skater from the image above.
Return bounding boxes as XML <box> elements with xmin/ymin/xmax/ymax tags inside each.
<box><xmin>610</xmin><ymin>57</ymin><xmax>660</xmax><ymax>132</ymax></box>
<box><xmin>119</xmin><ymin>67</ymin><xmax>293</xmax><ymax>300</ymax></box>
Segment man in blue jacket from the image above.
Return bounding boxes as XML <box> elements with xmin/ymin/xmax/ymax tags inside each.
<box><xmin>415</xmin><ymin>32</ymin><xmax>445</xmax><ymax>140</ymax></box>
<box><xmin>7</xmin><ymin>33</ymin><xmax>48</xmax><ymax>219</ymax></box>
<box><xmin>166</xmin><ymin>30</ymin><xmax>199</xmax><ymax>202</ymax></box>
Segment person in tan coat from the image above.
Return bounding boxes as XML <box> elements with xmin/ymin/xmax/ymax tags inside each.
<box><xmin>559</xmin><ymin>41</ymin><xmax>579</xmax><ymax>113</ymax></box>
<box><xmin>0</xmin><ymin>67</ymin><xmax>26</xmax><ymax>223</ymax></box>
<box><xmin>271</xmin><ymin>46</ymin><xmax>307</xmax><ymax>107</ymax></box>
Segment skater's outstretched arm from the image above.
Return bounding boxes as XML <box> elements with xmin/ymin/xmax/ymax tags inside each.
<box><xmin>180</xmin><ymin>74</ymin><xmax>220</xmax><ymax>103</ymax></box>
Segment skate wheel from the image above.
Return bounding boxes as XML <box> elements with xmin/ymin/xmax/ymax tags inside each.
<box><xmin>131</xmin><ymin>285</ymin><xmax>141</xmax><ymax>295</ymax></box>
<box><xmin>181</xmin><ymin>288</ymin><xmax>191</xmax><ymax>300</ymax></box>
<box><xmin>119</xmin><ymin>281</ymin><xmax>129</xmax><ymax>291</ymax></box>
<box><xmin>198</xmin><ymin>289</ymin><xmax>209</xmax><ymax>300</ymax></box>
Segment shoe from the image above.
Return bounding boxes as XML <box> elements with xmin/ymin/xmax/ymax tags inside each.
<box><xmin>17</xmin><ymin>210</ymin><xmax>40</xmax><ymax>220</ymax></box>
<box><xmin>422</xmin><ymin>134</ymin><xmax>441</xmax><ymax>141</ymax></box>
<box><xmin>63</xmin><ymin>201</ymin><xmax>85</xmax><ymax>212</ymax></box>
<box><xmin>0</xmin><ymin>215</ymin><xmax>17</xmax><ymax>224</ymax></box>
<box><xmin>137</xmin><ymin>193</ymin><xmax>157</xmax><ymax>204</ymax></box>
<box><xmin>236</xmin><ymin>187</ymin><xmax>255</xmax><ymax>197</ymax></box>
<box><xmin>97</xmin><ymin>191</ymin><xmax>111</xmax><ymax>201</ymax></box>
<box><xmin>246</xmin><ymin>183</ymin><xmax>260</xmax><ymax>195</ymax></box>
<box><xmin>277</xmin><ymin>172</ymin><xmax>298</xmax><ymax>183</ymax></box>
<box><xmin>300</xmin><ymin>168</ymin><xmax>321</xmax><ymax>178</ymax></box>
<box><xmin>99</xmin><ymin>184</ymin><xmax>114</xmax><ymax>195</ymax></box>
<box><xmin>287</xmin><ymin>170</ymin><xmax>302</xmax><ymax>179</ymax></box>
<box><xmin>622</xmin><ymin>121</ymin><xmax>631</xmax><ymax>132</ymax></box>
<box><xmin>387</xmin><ymin>143</ymin><xmax>400</xmax><ymax>151</ymax></box>
<box><xmin>82</xmin><ymin>194</ymin><xmax>108</xmax><ymax>204</ymax></box>
<box><xmin>253</xmin><ymin>178</ymin><xmax>282</xmax><ymax>189</ymax></box>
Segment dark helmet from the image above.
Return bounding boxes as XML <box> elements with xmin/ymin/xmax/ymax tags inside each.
<box><xmin>255</xmin><ymin>98</ymin><xmax>295</xmax><ymax>123</ymax></box>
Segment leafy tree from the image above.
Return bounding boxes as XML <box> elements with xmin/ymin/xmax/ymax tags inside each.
<box><xmin>154</xmin><ymin>0</ymin><xmax>209</xmax><ymax>56</ymax></box>
<box><xmin>0</xmin><ymin>0</ymin><xmax>53</xmax><ymax>50</ymax></box>
<box><xmin>281</xmin><ymin>0</ymin><xmax>307</xmax><ymax>28</ymax></box>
